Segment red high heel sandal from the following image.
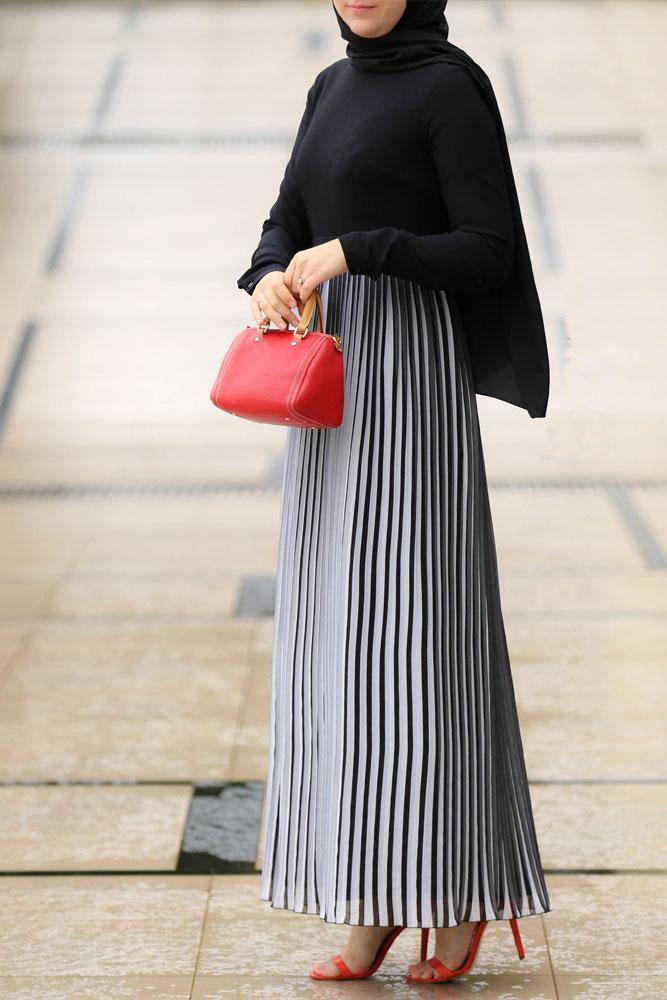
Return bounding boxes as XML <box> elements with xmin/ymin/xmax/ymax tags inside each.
<box><xmin>310</xmin><ymin>925</ymin><xmax>406</xmax><ymax>980</ymax></box>
<box><xmin>407</xmin><ymin>916</ymin><xmax>525</xmax><ymax>983</ymax></box>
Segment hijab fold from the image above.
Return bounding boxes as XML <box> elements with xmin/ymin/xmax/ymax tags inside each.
<box><xmin>332</xmin><ymin>0</ymin><xmax>550</xmax><ymax>418</ymax></box>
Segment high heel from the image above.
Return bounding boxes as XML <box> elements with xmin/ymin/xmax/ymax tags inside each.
<box><xmin>310</xmin><ymin>925</ymin><xmax>406</xmax><ymax>980</ymax></box>
<box><xmin>407</xmin><ymin>917</ymin><xmax>525</xmax><ymax>983</ymax></box>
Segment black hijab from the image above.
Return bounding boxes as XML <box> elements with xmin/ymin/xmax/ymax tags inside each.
<box><xmin>332</xmin><ymin>0</ymin><xmax>550</xmax><ymax>418</ymax></box>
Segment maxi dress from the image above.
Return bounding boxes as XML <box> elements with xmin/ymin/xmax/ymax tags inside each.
<box><xmin>237</xmin><ymin>58</ymin><xmax>551</xmax><ymax>927</ymax></box>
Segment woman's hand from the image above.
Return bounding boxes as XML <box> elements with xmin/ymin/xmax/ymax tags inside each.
<box><xmin>285</xmin><ymin>239</ymin><xmax>349</xmax><ymax>302</ymax></box>
<box><xmin>250</xmin><ymin>271</ymin><xmax>301</xmax><ymax>330</ymax></box>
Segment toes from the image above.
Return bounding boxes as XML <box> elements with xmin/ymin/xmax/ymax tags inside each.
<box><xmin>413</xmin><ymin>961</ymin><xmax>436</xmax><ymax>980</ymax></box>
<box><xmin>311</xmin><ymin>961</ymin><xmax>339</xmax><ymax>978</ymax></box>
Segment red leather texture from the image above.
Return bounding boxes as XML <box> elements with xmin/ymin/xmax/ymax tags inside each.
<box><xmin>210</xmin><ymin>324</ymin><xmax>344</xmax><ymax>429</ymax></box>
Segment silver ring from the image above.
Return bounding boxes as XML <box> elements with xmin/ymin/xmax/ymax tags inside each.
<box><xmin>298</xmin><ymin>276</ymin><xmax>305</xmax><ymax>286</ymax></box>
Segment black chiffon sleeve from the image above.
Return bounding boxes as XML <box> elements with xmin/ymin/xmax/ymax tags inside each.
<box><xmin>338</xmin><ymin>66</ymin><xmax>515</xmax><ymax>292</ymax></box>
<box><xmin>236</xmin><ymin>83</ymin><xmax>318</xmax><ymax>295</ymax></box>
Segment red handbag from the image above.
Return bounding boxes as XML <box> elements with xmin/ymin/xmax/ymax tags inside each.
<box><xmin>210</xmin><ymin>289</ymin><xmax>344</xmax><ymax>428</ymax></box>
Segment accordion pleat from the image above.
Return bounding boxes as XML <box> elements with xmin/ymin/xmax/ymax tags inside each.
<box><xmin>259</xmin><ymin>272</ymin><xmax>551</xmax><ymax>927</ymax></box>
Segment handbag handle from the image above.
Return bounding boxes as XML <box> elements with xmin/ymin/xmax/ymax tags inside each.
<box><xmin>293</xmin><ymin>289</ymin><xmax>323</xmax><ymax>337</ymax></box>
<box><xmin>258</xmin><ymin>288</ymin><xmax>323</xmax><ymax>339</ymax></box>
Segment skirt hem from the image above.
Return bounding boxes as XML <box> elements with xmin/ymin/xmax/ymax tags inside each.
<box><xmin>258</xmin><ymin>889</ymin><xmax>551</xmax><ymax>928</ymax></box>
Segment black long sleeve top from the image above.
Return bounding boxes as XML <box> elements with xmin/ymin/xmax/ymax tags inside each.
<box><xmin>237</xmin><ymin>58</ymin><xmax>514</xmax><ymax>296</ymax></box>
<box><xmin>237</xmin><ymin>56</ymin><xmax>550</xmax><ymax>418</ymax></box>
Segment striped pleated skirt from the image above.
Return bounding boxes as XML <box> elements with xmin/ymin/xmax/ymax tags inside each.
<box><xmin>259</xmin><ymin>271</ymin><xmax>551</xmax><ymax>927</ymax></box>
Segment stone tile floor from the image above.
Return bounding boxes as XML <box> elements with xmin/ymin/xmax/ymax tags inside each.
<box><xmin>0</xmin><ymin>1</ymin><xmax>665</xmax><ymax>997</ymax></box>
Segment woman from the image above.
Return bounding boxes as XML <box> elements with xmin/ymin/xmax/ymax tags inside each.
<box><xmin>237</xmin><ymin>0</ymin><xmax>551</xmax><ymax>984</ymax></box>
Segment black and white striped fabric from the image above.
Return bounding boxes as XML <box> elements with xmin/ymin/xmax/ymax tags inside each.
<box><xmin>259</xmin><ymin>271</ymin><xmax>551</xmax><ymax>927</ymax></box>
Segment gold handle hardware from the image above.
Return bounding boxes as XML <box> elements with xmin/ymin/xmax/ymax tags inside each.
<box><xmin>254</xmin><ymin>289</ymin><xmax>341</xmax><ymax>350</ymax></box>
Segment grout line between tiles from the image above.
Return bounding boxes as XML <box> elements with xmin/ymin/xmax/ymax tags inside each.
<box><xmin>488</xmin><ymin>0</ymin><xmax>506</xmax><ymax>28</ymax></box>
<box><xmin>43</xmin><ymin>169</ymin><xmax>89</xmax><ymax>272</ymax></box>
<box><xmin>0</xmin><ymin>131</ymin><xmax>645</xmax><ymax>150</ymax></box>
<box><xmin>90</xmin><ymin>54</ymin><xmax>127</xmax><ymax>131</ymax></box>
<box><xmin>541</xmin><ymin>913</ymin><xmax>560</xmax><ymax>1000</ymax></box>
<box><xmin>189</xmin><ymin>872</ymin><xmax>213</xmax><ymax>999</ymax></box>
<box><xmin>525</xmin><ymin>166</ymin><xmax>560</xmax><ymax>271</ymax></box>
<box><xmin>0</xmin><ymin>628</ymin><xmax>33</xmax><ymax>701</ymax></box>
<box><xmin>1</xmin><ymin>867</ymin><xmax>664</xmax><ymax>879</ymax></box>
<box><xmin>607</xmin><ymin>485</ymin><xmax>666</xmax><ymax>569</ymax></box>
<box><xmin>0</xmin><ymin>321</ymin><xmax>39</xmax><ymax>441</ymax></box>
<box><xmin>226</xmin><ymin>629</ymin><xmax>263</xmax><ymax>778</ymax></box>
<box><xmin>543</xmin><ymin>868</ymin><xmax>667</xmax><ymax>876</ymax></box>
<box><xmin>0</xmin><ymin>479</ymin><xmax>664</xmax><ymax>499</ymax></box>
<box><xmin>6</xmin><ymin>611</ymin><xmax>665</xmax><ymax>625</ymax></box>
<box><xmin>500</xmin><ymin>54</ymin><xmax>528</xmax><ymax>139</ymax></box>
<box><xmin>1</xmin><ymin>778</ymin><xmax>664</xmax><ymax>788</ymax></box>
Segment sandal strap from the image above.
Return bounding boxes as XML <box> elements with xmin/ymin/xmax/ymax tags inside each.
<box><xmin>428</xmin><ymin>955</ymin><xmax>454</xmax><ymax>977</ymax></box>
<box><xmin>332</xmin><ymin>953</ymin><xmax>353</xmax><ymax>976</ymax></box>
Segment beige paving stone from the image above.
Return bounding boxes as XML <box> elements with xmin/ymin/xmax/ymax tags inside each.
<box><xmin>633</xmin><ymin>489</ymin><xmax>667</xmax><ymax>554</ymax></box>
<box><xmin>543</xmin><ymin>874</ymin><xmax>667</xmax><ymax>975</ymax></box>
<box><xmin>605</xmin><ymin>0</ymin><xmax>667</xmax><ymax>142</ymax></box>
<box><xmin>489</xmin><ymin>492</ymin><xmax>644</xmax><ymax>572</ymax></box>
<box><xmin>69</xmin><ymin>496</ymin><xmax>280</xmax><ymax>576</ymax></box>
<box><xmin>546</xmin><ymin>165</ymin><xmax>666</xmax><ymax>281</ymax></box>
<box><xmin>197</xmin><ymin>875</ymin><xmax>551</xmax><ymax>977</ymax></box>
<box><xmin>0</xmin><ymin>621</ymin><xmax>253</xmax><ymax>780</ymax></box>
<box><xmin>35</xmin><ymin>271</ymin><xmax>233</xmax><ymax>324</ymax></box>
<box><xmin>498</xmin><ymin>572</ymin><xmax>667</xmax><ymax>616</ymax></box>
<box><xmin>0</xmin><ymin>784</ymin><xmax>192</xmax><ymax>872</ymax></box>
<box><xmin>0</xmin><ymin>4</ymin><xmax>125</xmax><ymax>41</ymax></box>
<box><xmin>228</xmin><ymin>653</ymin><xmax>271</xmax><ymax>780</ymax></box>
<box><xmin>531</xmin><ymin>783</ymin><xmax>667</xmax><ymax>871</ymax></box>
<box><xmin>0</xmin><ymin>496</ymin><xmax>281</xmax><ymax>577</ymax></box>
<box><xmin>0</xmin><ymin>713</ymin><xmax>236</xmax><ymax>783</ymax></box>
<box><xmin>508</xmin><ymin>617</ymin><xmax>666</xmax><ymax>779</ymax></box>
<box><xmin>0</xmin><ymin>624</ymin><xmax>28</xmax><ymax>675</ymax></box>
<box><xmin>515</xmin><ymin>43</ymin><xmax>635</xmax><ymax>139</ymax></box>
<box><xmin>47</xmin><ymin>574</ymin><xmax>238</xmax><ymax>619</ymax></box>
<box><xmin>0</xmin><ymin>621</ymin><xmax>254</xmax><ymax>711</ymax></box>
<box><xmin>0</xmin><ymin>443</ymin><xmax>278</xmax><ymax>485</ymax></box>
<box><xmin>508</xmin><ymin>616</ymin><xmax>667</xmax><ymax>675</ymax></box>
<box><xmin>0</xmin><ymin>501</ymin><xmax>92</xmax><ymax>576</ymax></box>
<box><xmin>3</xmin><ymin>322</ymin><xmax>245</xmax><ymax>446</ymax></box>
<box><xmin>555</xmin><ymin>975</ymin><xmax>667</xmax><ymax>1000</ymax></box>
<box><xmin>550</xmin><ymin>290</ymin><xmax>667</xmax><ymax>414</ymax></box>
<box><xmin>0</xmin><ymin>978</ymin><xmax>193</xmax><ymax>1000</ymax></box>
<box><xmin>522</xmin><ymin>715</ymin><xmax>665</xmax><ymax>783</ymax></box>
<box><xmin>108</xmin><ymin>41</ymin><xmax>324</xmax><ymax>133</ymax></box>
<box><xmin>0</xmin><ymin>875</ymin><xmax>209</xmax><ymax>976</ymax></box>
<box><xmin>192</xmin><ymin>972</ymin><xmax>558</xmax><ymax>998</ymax></box>
<box><xmin>228</xmin><ymin>743</ymin><xmax>269</xmax><ymax>784</ymax></box>
<box><xmin>251</xmin><ymin>618</ymin><xmax>275</xmax><ymax>657</ymax></box>
<box><xmin>0</xmin><ymin>40</ymin><xmax>118</xmax><ymax>133</ymax></box>
<box><xmin>46</xmin><ymin>165</ymin><xmax>258</xmax><ymax>277</ymax></box>
<box><xmin>0</xmin><ymin>155</ymin><xmax>72</xmax><ymax>252</ymax></box>
<box><xmin>0</xmin><ymin>578</ymin><xmax>54</xmax><ymax>619</ymax></box>
<box><xmin>478</xmin><ymin>411</ymin><xmax>666</xmax><ymax>481</ymax></box>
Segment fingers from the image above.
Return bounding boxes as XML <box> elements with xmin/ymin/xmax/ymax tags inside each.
<box><xmin>297</xmin><ymin>271</ymin><xmax>318</xmax><ymax>302</ymax></box>
<box><xmin>285</xmin><ymin>252</ymin><xmax>309</xmax><ymax>300</ymax></box>
<box><xmin>257</xmin><ymin>297</ymin><xmax>286</xmax><ymax>330</ymax></box>
<box><xmin>274</xmin><ymin>282</ymin><xmax>301</xmax><ymax>327</ymax></box>
<box><xmin>252</xmin><ymin>288</ymin><xmax>296</xmax><ymax>331</ymax></box>
<box><xmin>249</xmin><ymin>297</ymin><xmax>264</xmax><ymax>326</ymax></box>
